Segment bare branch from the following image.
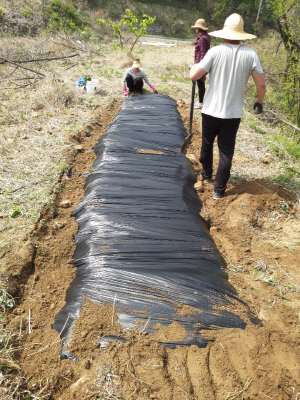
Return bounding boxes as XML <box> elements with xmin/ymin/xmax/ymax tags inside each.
<box><xmin>0</xmin><ymin>54</ymin><xmax>79</xmax><ymax>65</ymax></box>
<box><xmin>0</xmin><ymin>58</ymin><xmax>46</xmax><ymax>76</ymax></box>
<box><xmin>266</xmin><ymin>109</ymin><xmax>300</xmax><ymax>132</ymax></box>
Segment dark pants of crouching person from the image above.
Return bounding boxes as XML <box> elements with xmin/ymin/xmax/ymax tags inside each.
<box><xmin>126</xmin><ymin>75</ymin><xmax>143</xmax><ymax>93</ymax></box>
<box><xmin>200</xmin><ymin>113</ymin><xmax>241</xmax><ymax>196</ymax></box>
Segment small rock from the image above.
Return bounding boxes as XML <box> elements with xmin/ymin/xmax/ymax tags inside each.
<box><xmin>60</xmin><ymin>200</ymin><xmax>72</xmax><ymax>208</ymax></box>
<box><xmin>194</xmin><ymin>181</ymin><xmax>204</xmax><ymax>192</ymax></box>
<box><xmin>258</xmin><ymin>309</ymin><xmax>269</xmax><ymax>321</ymax></box>
<box><xmin>74</xmin><ymin>145</ymin><xmax>84</xmax><ymax>152</ymax></box>
<box><xmin>53</xmin><ymin>221</ymin><xmax>66</xmax><ymax>230</ymax></box>
<box><xmin>186</xmin><ymin>153</ymin><xmax>198</xmax><ymax>165</ymax></box>
<box><xmin>261</xmin><ymin>157</ymin><xmax>270</xmax><ymax>164</ymax></box>
<box><xmin>63</xmin><ymin>131</ymin><xmax>80</xmax><ymax>142</ymax></box>
<box><xmin>81</xmin><ymin>331</ymin><xmax>88</xmax><ymax>338</ymax></box>
<box><xmin>19</xmin><ymin>242</ymin><xmax>35</xmax><ymax>270</ymax></box>
<box><xmin>65</xmin><ymin>167</ymin><xmax>72</xmax><ymax>177</ymax></box>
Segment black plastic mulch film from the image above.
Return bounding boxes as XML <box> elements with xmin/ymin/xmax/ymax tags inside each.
<box><xmin>53</xmin><ymin>94</ymin><xmax>254</xmax><ymax>359</ymax></box>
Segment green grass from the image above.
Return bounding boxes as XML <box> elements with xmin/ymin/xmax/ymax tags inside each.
<box><xmin>272</xmin><ymin>133</ymin><xmax>300</xmax><ymax>160</ymax></box>
<box><xmin>271</xmin><ymin>171</ymin><xmax>300</xmax><ymax>191</ymax></box>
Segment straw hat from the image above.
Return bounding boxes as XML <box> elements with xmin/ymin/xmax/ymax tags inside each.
<box><xmin>191</xmin><ymin>19</ymin><xmax>208</xmax><ymax>31</ymax></box>
<box><xmin>132</xmin><ymin>60</ymin><xmax>141</xmax><ymax>68</ymax></box>
<box><xmin>209</xmin><ymin>13</ymin><xmax>256</xmax><ymax>40</ymax></box>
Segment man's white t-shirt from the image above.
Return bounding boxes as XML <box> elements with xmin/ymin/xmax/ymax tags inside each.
<box><xmin>198</xmin><ymin>43</ymin><xmax>263</xmax><ymax>119</ymax></box>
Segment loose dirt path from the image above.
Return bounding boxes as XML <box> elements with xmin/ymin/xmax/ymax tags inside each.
<box><xmin>6</xmin><ymin>98</ymin><xmax>300</xmax><ymax>399</ymax></box>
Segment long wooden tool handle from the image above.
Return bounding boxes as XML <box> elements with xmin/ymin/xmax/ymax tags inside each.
<box><xmin>189</xmin><ymin>80</ymin><xmax>196</xmax><ymax>135</ymax></box>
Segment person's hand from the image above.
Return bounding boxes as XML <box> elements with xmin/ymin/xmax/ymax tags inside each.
<box><xmin>150</xmin><ymin>84</ymin><xmax>158</xmax><ymax>93</ymax></box>
<box><xmin>254</xmin><ymin>101</ymin><xmax>263</xmax><ymax>114</ymax></box>
<box><xmin>123</xmin><ymin>87</ymin><xmax>128</xmax><ymax>96</ymax></box>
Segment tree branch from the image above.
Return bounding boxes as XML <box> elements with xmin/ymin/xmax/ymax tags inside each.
<box><xmin>0</xmin><ymin>54</ymin><xmax>79</xmax><ymax>65</ymax></box>
<box><xmin>266</xmin><ymin>109</ymin><xmax>300</xmax><ymax>131</ymax></box>
<box><xmin>0</xmin><ymin>59</ymin><xmax>46</xmax><ymax>77</ymax></box>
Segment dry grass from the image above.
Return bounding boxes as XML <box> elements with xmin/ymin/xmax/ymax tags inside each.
<box><xmin>1</xmin><ymin>32</ymin><xmax>300</xmax><ymax>399</ymax></box>
<box><xmin>1</xmin><ymin>32</ymin><xmax>300</xmax><ymax>260</ymax></box>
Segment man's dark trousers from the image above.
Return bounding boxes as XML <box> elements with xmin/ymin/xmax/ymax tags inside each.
<box><xmin>200</xmin><ymin>113</ymin><xmax>241</xmax><ymax>195</ymax></box>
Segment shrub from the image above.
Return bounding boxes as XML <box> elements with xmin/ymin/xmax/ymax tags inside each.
<box><xmin>47</xmin><ymin>0</ymin><xmax>88</xmax><ymax>33</ymax></box>
<box><xmin>20</xmin><ymin>6</ymin><xmax>33</xmax><ymax>18</ymax></box>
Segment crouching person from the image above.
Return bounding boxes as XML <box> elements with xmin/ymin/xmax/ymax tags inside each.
<box><xmin>122</xmin><ymin>58</ymin><xmax>158</xmax><ymax>96</ymax></box>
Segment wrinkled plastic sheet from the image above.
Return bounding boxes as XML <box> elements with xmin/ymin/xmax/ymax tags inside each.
<box><xmin>53</xmin><ymin>94</ymin><xmax>251</xmax><ymax>357</ymax></box>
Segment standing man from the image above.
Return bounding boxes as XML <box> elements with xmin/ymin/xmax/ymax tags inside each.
<box><xmin>190</xmin><ymin>13</ymin><xmax>266</xmax><ymax>199</ymax></box>
<box><xmin>191</xmin><ymin>19</ymin><xmax>210</xmax><ymax>109</ymax></box>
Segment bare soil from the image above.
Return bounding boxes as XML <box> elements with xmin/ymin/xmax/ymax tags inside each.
<box><xmin>4</xmin><ymin>98</ymin><xmax>300</xmax><ymax>400</ymax></box>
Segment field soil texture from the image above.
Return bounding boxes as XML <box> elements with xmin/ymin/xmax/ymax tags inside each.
<box><xmin>0</xmin><ymin>34</ymin><xmax>300</xmax><ymax>400</ymax></box>
<box><xmin>3</xmin><ymin>98</ymin><xmax>299</xmax><ymax>400</ymax></box>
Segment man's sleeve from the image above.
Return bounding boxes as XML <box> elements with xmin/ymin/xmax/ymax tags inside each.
<box><xmin>252</xmin><ymin>52</ymin><xmax>264</xmax><ymax>74</ymax></box>
<box><xmin>198</xmin><ymin>48</ymin><xmax>213</xmax><ymax>73</ymax></box>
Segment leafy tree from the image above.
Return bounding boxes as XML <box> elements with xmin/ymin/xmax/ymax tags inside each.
<box><xmin>97</xmin><ymin>9</ymin><xmax>156</xmax><ymax>52</ymax></box>
<box><xmin>121</xmin><ymin>9</ymin><xmax>156</xmax><ymax>52</ymax></box>
<box><xmin>47</xmin><ymin>0</ymin><xmax>88</xmax><ymax>33</ymax></box>
<box><xmin>210</xmin><ymin>0</ymin><xmax>258</xmax><ymax>28</ymax></box>
<box><xmin>268</xmin><ymin>0</ymin><xmax>300</xmax><ymax>125</ymax></box>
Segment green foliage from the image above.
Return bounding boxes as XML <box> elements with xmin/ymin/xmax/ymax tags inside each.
<box><xmin>47</xmin><ymin>0</ymin><xmax>88</xmax><ymax>33</ymax></box>
<box><xmin>121</xmin><ymin>9</ymin><xmax>156</xmax><ymax>52</ymax></box>
<box><xmin>20</xmin><ymin>5</ymin><xmax>33</xmax><ymax>17</ymax></box>
<box><xmin>97</xmin><ymin>18</ymin><xmax>106</xmax><ymax>26</ymax></box>
<box><xmin>79</xmin><ymin>27</ymin><xmax>93</xmax><ymax>41</ymax></box>
<box><xmin>9</xmin><ymin>206</ymin><xmax>22</xmax><ymax>218</ymax></box>
<box><xmin>272</xmin><ymin>133</ymin><xmax>300</xmax><ymax>161</ymax></box>
<box><xmin>58</xmin><ymin>161</ymin><xmax>68</xmax><ymax>173</ymax></box>
<box><xmin>278</xmin><ymin>200</ymin><xmax>289</xmax><ymax>212</ymax></box>
<box><xmin>135</xmin><ymin>0</ymin><xmax>198</xmax><ymax>7</ymax></box>
<box><xmin>0</xmin><ymin>9</ymin><xmax>3</xmax><ymax>15</ymax></box>
<box><xmin>98</xmin><ymin>9</ymin><xmax>156</xmax><ymax>52</ymax></box>
<box><xmin>266</xmin><ymin>0</ymin><xmax>300</xmax><ymax>126</ymax></box>
<box><xmin>210</xmin><ymin>0</ymin><xmax>258</xmax><ymax>28</ymax></box>
<box><xmin>101</xmin><ymin>67</ymin><xmax>122</xmax><ymax>78</ymax></box>
<box><xmin>108</xmin><ymin>20</ymin><xmax>124</xmax><ymax>49</ymax></box>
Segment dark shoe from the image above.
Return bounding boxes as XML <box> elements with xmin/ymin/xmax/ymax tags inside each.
<box><xmin>213</xmin><ymin>191</ymin><xmax>223</xmax><ymax>200</ymax></box>
<box><xmin>203</xmin><ymin>177</ymin><xmax>213</xmax><ymax>184</ymax></box>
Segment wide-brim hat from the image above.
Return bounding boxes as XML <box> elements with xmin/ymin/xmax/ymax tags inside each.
<box><xmin>191</xmin><ymin>19</ymin><xmax>208</xmax><ymax>30</ymax></box>
<box><xmin>209</xmin><ymin>13</ymin><xmax>256</xmax><ymax>40</ymax></box>
<box><xmin>132</xmin><ymin>61</ymin><xmax>141</xmax><ymax>68</ymax></box>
